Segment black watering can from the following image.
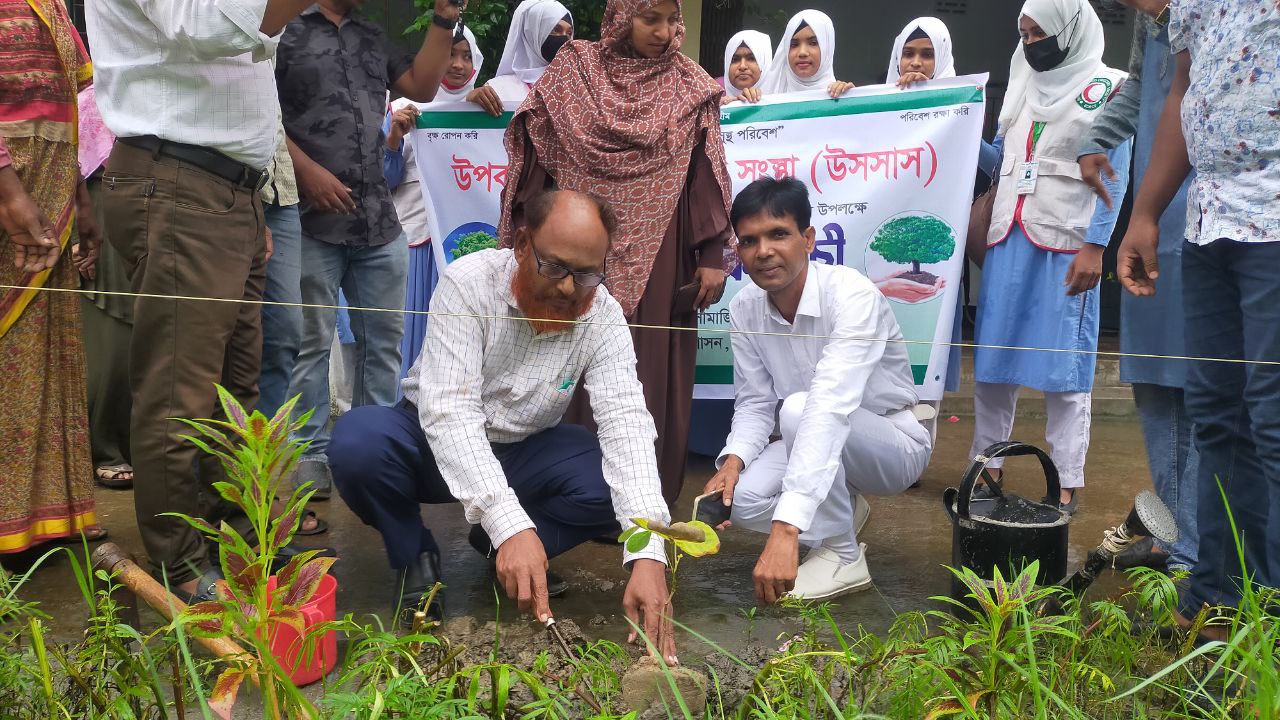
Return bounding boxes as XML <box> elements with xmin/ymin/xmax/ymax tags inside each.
<box><xmin>943</xmin><ymin>441</ymin><xmax>1071</xmax><ymax>604</ymax></box>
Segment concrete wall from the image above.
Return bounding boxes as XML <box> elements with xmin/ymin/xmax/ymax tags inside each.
<box><xmin>744</xmin><ymin>0</ymin><xmax>1134</xmax><ymax>89</ymax></box>
<box><xmin>683</xmin><ymin>0</ymin><xmax>704</xmax><ymax>62</ymax></box>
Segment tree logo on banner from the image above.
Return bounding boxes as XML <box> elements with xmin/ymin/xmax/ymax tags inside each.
<box><xmin>868</xmin><ymin>213</ymin><xmax>955</xmax><ymax>304</ymax></box>
<box><xmin>1076</xmin><ymin>77</ymin><xmax>1114</xmax><ymax>111</ymax></box>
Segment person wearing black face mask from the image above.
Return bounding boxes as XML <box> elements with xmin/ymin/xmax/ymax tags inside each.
<box><xmin>541</xmin><ymin>24</ymin><xmax>571</xmax><ymax>63</ymax></box>
<box><xmin>966</xmin><ymin>0</ymin><xmax>1129</xmax><ymax>516</ymax></box>
<box><xmin>468</xmin><ymin>1</ymin><xmax>574</xmax><ymax>116</ymax></box>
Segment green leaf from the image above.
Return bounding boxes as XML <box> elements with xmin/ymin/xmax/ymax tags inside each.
<box><xmin>275</xmin><ymin>549</ymin><xmax>323</xmax><ymax>597</ymax></box>
<box><xmin>625</xmin><ymin>530</ymin><xmax>652</xmax><ymax>554</ymax></box>
<box><xmin>617</xmin><ymin>526</ymin><xmax>640</xmax><ymax>543</ymax></box>
<box><xmin>671</xmin><ymin>520</ymin><xmax>720</xmax><ymax>557</ymax></box>
<box><xmin>207</xmin><ymin>666</ymin><xmax>248</xmax><ymax>720</ymax></box>
<box><xmin>281</xmin><ymin>556</ymin><xmax>335</xmax><ymax>607</ymax></box>
<box><xmin>215</xmin><ymin>384</ymin><xmax>248</xmax><ymax>429</ymax></box>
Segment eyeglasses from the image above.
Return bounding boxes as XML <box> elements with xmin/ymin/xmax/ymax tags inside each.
<box><xmin>531</xmin><ymin>244</ymin><xmax>607</xmax><ymax>287</ymax></box>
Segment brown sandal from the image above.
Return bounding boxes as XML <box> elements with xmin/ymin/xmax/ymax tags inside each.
<box><xmin>94</xmin><ymin>464</ymin><xmax>134</xmax><ymax>490</ymax></box>
<box><xmin>54</xmin><ymin>526</ymin><xmax>109</xmax><ymax>545</ymax></box>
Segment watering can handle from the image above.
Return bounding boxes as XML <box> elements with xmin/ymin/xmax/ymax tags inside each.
<box><xmin>952</xmin><ymin>441</ymin><xmax>1061</xmax><ymax>521</ymax></box>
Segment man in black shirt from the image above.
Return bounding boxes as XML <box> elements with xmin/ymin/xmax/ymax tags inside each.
<box><xmin>276</xmin><ymin>0</ymin><xmax>460</xmax><ymax>497</ymax></box>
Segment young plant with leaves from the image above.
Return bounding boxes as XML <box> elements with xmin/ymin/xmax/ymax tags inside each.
<box><xmin>169</xmin><ymin>387</ymin><xmax>334</xmax><ymax>720</ymax></box>
<box><xmin>619</xmin><ymin>517</ymin><xmax>720</xmax><ymax>604</ymax></box>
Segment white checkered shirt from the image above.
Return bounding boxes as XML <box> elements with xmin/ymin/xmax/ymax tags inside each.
<box><xmin>402</xmin><ymin>249</ymin><xmax>670</xmax><ymax>565</ymax></box>
<box><xmin>87</xmin><ymin>0</ymin><xmax>282</xmax><ymax>169</ymax></box>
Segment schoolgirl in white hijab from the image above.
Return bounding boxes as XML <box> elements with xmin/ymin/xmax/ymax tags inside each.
<box><xmin>968</xmin><ymin>0</ymin><xmax>1128</xmax><ymax>511</ymax></box>
<box><xmin>886</xmin><ymin>17</ymin><xmax>956</xmax><ymax>87</ymax></box>
<box><xmin>721</xmin><ymin>30</ymin><xmax>772</xmax><ymax>103</ymax></box>
<box><xmin>483</xmin><ymin>0</ymin><xmax>574</xmax><ymax>103</ymax></box>
<box><xmin>998</xmin><ymin>0</ymin><xmax>1108</xmax><ymax>132</ymax></box>
<box><xmin>387</xmin><ymin>25</ymin><xmax>485</xmax><ymax>244</ymax></box>
<box><xmin>755</xmin><ymin>10</ymin><xmax>853</xmax><ymax>98</ymax></box>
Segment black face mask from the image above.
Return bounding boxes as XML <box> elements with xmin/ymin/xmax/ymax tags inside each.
<box><xmin>1024</xmin><ymin>35</ymin><xmax>1068</xmax><ymax>72</ymax></box>
<box><xmin>541</xmin><ymin>34</ymin><xmax>569</xmax><ymax>63</ymax></box>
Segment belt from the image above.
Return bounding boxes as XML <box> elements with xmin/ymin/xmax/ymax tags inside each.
<box><xmin>119</xmin><ymin>135</ymin><xmax>268</xmax><ymax>192</ymax></box>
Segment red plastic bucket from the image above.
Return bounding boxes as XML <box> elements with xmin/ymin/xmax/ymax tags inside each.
<box><xmin>265</xmin><ymin>573</ymin><xmax>337</xmax><ymax>686</ymax></box>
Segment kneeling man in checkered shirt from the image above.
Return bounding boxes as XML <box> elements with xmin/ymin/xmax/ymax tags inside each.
<box><xmin>329</xmin><ymin>190</ymin><xmax>676</xmax><ymax>663</ymax></box>
<box><xmin>702</xmin><ymin>177</ymin><xmax>935</xmax><ymax>605</ymax></box>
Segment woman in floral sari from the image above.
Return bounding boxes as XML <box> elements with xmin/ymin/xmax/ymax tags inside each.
<box><xmin>0</xmin><ymin>0</ymin><xmax>102</xmax><ymax>552</ymax></box>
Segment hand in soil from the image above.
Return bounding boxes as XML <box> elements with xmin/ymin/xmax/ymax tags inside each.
<box><xmin>623</xmin><ymin>558</ymin><xmax>677</xmax><ymax>665</ymax></box>
<box><xmin>496</xmin><ymin>528</ymin><xmax>553</xmax><ymax>621</ymax></box>
<box><xmin>754</xmin><ymin>522</ymin><xmax>800</xmax><ymax>604</ymax></box>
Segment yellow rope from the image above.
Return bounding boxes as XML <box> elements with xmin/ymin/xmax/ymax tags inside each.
<box><xmin>9</xmin><ymin>283</ymin><xmax>1279</xmax><ymax>367</ymax></box>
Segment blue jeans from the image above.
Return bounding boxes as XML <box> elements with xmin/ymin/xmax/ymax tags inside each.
<box><xmin>289</xmin><ymin>234</ymin><xmax>408</xmax><ymax>460</ymax></box>
<box><xmin>1132</xmin><ymin>383</ymin><xmax>1200</xmax><ymax>572</ymax></box>
<box><xmin>259</xmin><ymin>203</ymin><xmax>303</xmax><ymax>418</ymax></box>
<box><xmin>328</xmin><ymin>402</ymin><xmax>621</xmax><ymax>569</ymax></box>
<box><xmin>1180</xmin><ymin>239</ymin><xmax>1280</xmax><ymax>617</ymax></box>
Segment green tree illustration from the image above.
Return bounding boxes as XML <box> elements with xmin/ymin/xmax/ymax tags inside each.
<box><xmin>451</xmin><ymin>231</ymin><xmax>498</xmax><ymax>260</ymax></box>
<box><xmin>869</xmin><ymin>215</ymin><xmax>956</xmax><ymax>274</ymax></box>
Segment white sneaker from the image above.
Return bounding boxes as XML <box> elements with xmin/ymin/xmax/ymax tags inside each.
<box><xmin>853</xmin><ymin>494</ymin><xmax>870</xmax><ymax>535</ymax></box>
<box><xmin>787</xmin><ymin>543</ymin><xmax>872</xmax><ymax>601</ymax></box>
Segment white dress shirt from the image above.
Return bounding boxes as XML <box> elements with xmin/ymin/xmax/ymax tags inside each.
<box><xmin>402</xmin><ymin>249</ymin><xmax>670</xmax><ymax>564</ymax></box>
<box><xmin>86</xmin><ymin>0</ymin><xmax>282</xmax><ymax>169</ymax></box>
<box><xmin>718</xmin><ymin>263</ymin><xmax>919</xmax><ymax>532</ymax></box>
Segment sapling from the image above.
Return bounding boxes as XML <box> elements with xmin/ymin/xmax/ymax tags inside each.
<box><xmin>619</xmin><ymin>517</ymin><xmax>721</xmax><ymax>604</ymax></box>
<box><xmin>168</xmin><ymin>386</ymin><xmax>334</xmax><ymax>720</ymax></box>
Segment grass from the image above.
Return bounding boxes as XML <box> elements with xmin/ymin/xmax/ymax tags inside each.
<box><xmin>3</xmin><ymin>542</ymin><xmax>1275</xmax><ymax>719</ymax></box>
<box><xmin>3</xmin><ymin>395</ymin><xmax>1273</xmax><ymax>718</ymax></box>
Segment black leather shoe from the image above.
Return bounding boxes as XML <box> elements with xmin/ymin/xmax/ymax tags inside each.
<box><xmin>395</xmin><ymin>549</ymin><xmax>444</xmax><ymax>630</ymax></box>
<box><xmin>468</xmin><ymin>525</ymin><xmax>568</xmax><ymax>598</ymax></box>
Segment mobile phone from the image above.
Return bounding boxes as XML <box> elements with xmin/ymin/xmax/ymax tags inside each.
<box><xmin>674</xmin><ymin>280</ymin><xmax>701</xmax><ymax>314</ymax></box>
<box><xmin>694</xmin><ymin>490</ymin><xmax>732</xmax><ymax>527</ymax></box>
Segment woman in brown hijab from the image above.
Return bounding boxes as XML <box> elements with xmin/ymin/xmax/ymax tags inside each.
<box><xmin>499</xmin><ymin>0</ymin><xmax>733</xmax><ymax>505</ymax></box>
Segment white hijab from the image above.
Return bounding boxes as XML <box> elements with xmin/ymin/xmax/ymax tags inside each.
<box><xmin>494</xmin><ymin>0</ymin><xmax>572</xmax><ymax>87</ymax></box>
<box><xmin>756</xmin><ymin>10</ymin><xmax>836</xmax><ymax>94</ymax></box>
<box><xmin>721</xmin><ymin>30</ymin><xmax>773</xmax><ymax>97</ymax></box>
<box><xmin>438</xmin><ymin>25</ymin><xmax>484</xmax><ymax>99</ymax></box>
<box><xmin>998</xmin><ymin>0</ymin><xmax>1107</xmax><ymax>132</ymax></box>
<box><xmin>885</xmin><ymin>17</ymin><xmax>956</xmax><ymax>84</ymax></box>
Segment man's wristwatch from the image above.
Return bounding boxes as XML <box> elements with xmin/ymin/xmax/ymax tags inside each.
<box><xmin>431</xmin><ymin>12</ymin><xmax>458</xmax><ymax>31</ymax></box>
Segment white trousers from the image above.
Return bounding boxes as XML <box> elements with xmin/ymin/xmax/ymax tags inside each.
<box><xmin>729</xmin><ymin>392</ymin><xmax>933</xmax><ymax>544</ymax></box>
<box><xmin>969</xmin><ymin>382</ymin><xmax>1091</xmax><ymax>489</ymax></box>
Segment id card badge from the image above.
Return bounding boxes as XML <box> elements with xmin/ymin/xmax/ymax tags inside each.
<box><xmin>1016</xmin><ymin>161</ymin><xmax>1040</xmax><ymax>195</ymax></box>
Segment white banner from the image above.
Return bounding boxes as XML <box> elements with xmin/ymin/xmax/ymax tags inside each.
<box><xmin>411</xmin><ymin>77</ymin><xmax>987</xmax><ymax>401</ymax></box>
<box><xmin>412</xmin><ymin>100</ymin><xmax>522</xmax><ymax>271</ymax></box>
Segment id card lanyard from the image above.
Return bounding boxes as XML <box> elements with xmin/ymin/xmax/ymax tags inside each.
<box><xmin>1017</xmin><ymin>121</ymin><xmax>1046</xmax><ymax>195</ymax></box>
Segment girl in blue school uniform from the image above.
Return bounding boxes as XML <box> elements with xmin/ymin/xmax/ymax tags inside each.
<box><xmin>969</xmin><ymin>0</ymin><xmax>1131</xmax><ymax>514</ymax></box>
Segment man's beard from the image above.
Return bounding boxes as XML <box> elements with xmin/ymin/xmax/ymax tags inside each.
<box><xmin>511</xmin><ymin>269</ymin><xmax>594</xmax><ymax>334</ymax></box>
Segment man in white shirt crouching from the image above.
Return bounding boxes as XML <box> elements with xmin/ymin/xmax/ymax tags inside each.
<box><xmin>703</xmin><ymin>176</ymin><xmax>934</xmax><ymax>605</ymax></box>
<box><xmin>328</xmin><ymin>190</ymin><xmax>676</xmax><ymax>663</ymax></box>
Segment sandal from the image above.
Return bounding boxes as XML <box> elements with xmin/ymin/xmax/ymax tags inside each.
<box><xmin>94</xmin><ymin>464</ymin><xmax>134</xmax><ymax>490</ymax></box>
<box><xmin>294</xmin><ymin>509</ymin><xmax>329</xmax><ymax>537</ymax></box>
<box><xmin>54</xmin><ymin>526</ymin><xmax>109</xmax><ymax>545</ymax></box>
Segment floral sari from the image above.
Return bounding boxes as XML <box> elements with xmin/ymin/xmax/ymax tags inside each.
<box><xmin>0</xmin><ymin>0</ymin><xmax>98</xmax><ymax>552</ymax></box>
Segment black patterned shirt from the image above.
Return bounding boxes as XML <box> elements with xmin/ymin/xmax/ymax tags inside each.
<box><xmin>276</xmin><ymin>6</ymin><xmax>413</xmax><ymax>246</ymax></box>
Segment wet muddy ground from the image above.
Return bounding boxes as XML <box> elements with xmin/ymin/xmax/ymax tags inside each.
<box><xmin>9</xmin><ymin>415</ymin><xmax>1154</xmax><ymax>664</ymax></box>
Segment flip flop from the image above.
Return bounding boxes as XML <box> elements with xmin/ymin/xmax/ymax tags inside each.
<box><xmin>54</xmin><ymin>526</ymin><xmax>109</xmax><ymax>545</ymax></box>
<box><xmin>94</xmin><ymin>464</ymin><xmax>134</xmax><ymax>490</ymax></box>
<box><xmin>295</xmin><ymin>510</ymin><xmax>329</xmax><ymax>536</ymax></box>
